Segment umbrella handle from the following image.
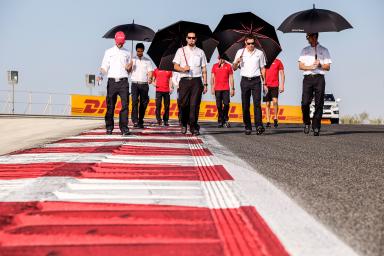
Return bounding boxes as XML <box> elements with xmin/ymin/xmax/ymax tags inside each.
<box><xmin>181</xmin><ymin>46</ymin><xmax>189</xmax><ymax>66</ymax></box>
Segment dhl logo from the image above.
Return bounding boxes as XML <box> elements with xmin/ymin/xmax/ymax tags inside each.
<box><xmin>71</xmin><ymin>94</ymin><xmax>305</xmax><ymax>123</ymax></box>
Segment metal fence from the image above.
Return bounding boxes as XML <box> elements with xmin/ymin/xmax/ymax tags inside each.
<box><xmin>0</xmin><ymin>90</ymin><xmax>72</xmax><ymax>116</ymax></box>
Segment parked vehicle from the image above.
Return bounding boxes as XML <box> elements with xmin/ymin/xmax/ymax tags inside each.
<box><xmin>310</xmin><ymin>93</ymin><xmax>340</xmax><ymax>124</ymax></box>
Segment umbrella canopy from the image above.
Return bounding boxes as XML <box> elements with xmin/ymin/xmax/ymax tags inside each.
<box><xmin>103</xmin><ymin>21</ymin><xmax>155</xmax><ymax>42</ymax></box>
<box><xmin>213</xmin><ymin>12</ymin><xmax>281</xmax><ymax>67</ymax></box>
<box><xmin>147</xmin><ymin>21</ymin><xmax>218</xmax><ymax>71</ymax></box>
<box><xmin>278</xmin><ymin>5</ymin><xmax>353</xmax><ymax>33</ymax></box>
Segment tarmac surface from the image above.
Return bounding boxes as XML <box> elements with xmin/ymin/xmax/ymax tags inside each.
<box><xmin>202</xmin><ymin>122</ymin><xmax>384</xmax><ymax>256</ymax></box>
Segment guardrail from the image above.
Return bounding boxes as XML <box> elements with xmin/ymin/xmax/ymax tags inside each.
<box><xmin>0</xmin><ymin>90</ymin><xmax>71</xmax><ymax>116</ymax></box>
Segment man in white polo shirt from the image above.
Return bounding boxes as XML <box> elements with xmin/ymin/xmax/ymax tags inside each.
<box><xmin>129</xmin><ymin>43</ymin><xmax>153</xmax><ymax>128</ymax></box>
<box><xmin>97</xmin><ymin>31</ymin><xmax>132</xmax><ymax>136</ymax></box>
<box><xmin>173</xmin><ymin>31</ymin><xmax>208</xmax><ymax>135</ymax></box>
<box><xmin>233</xmin><ymin>34</ymin><xmax>267</xmax><ymax>135</ymax></box>
<box><xmin>299</xmin><ymin>32</ymin><xmax>332</xmax><ymax>136</ymax></box>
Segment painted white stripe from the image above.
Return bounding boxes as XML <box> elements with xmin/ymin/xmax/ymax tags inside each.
<box><xmin>67</xmin><ymin>135</ymin><xmax>192</xmax><ymax>140</ymax></box>
<box><xmin>89</xmin><ymin>129</ymin><xmax>179</xmax><ymax>134</ymax></box>
<box><xmin>0</xmin><ymin>177</ymin><xmax>247</xmax><ymax>208</ymax></box>
<box><xmin>44</xmin><ymin>141</ymin><xmax>125</xmax><ymax>147</ymax></box>
<box><xmin>202</xmin><ymin>133</ymin><xmax>359</xmax><ymax>256</ymax></box>
<box><xmin>45</xmin><ymin>141</ymin><xmax>193</xmax><ymax>149</ymax></box>
<box><xmin>102</xmin><ymin>155</ymin><xmax>215</xmax><ymax>166</ymax></box>
<box><xmin>0</xmin><ymin>153</ymin><xmax>109</xmax><ymax>164</ymax></box>
<box><xmin>0</xmin><ymin>153</ymin><xmax>214</xmax><ymax>165</ymax></box>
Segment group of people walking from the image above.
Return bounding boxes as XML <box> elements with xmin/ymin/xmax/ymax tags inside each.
<box><xmin>98</xmin><ymin>29</ymin><xmax>331</xmax><ymax>137</ymax></box>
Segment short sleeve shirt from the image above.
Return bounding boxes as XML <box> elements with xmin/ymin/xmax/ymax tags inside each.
<box><xmin>153</xmin><ymin>68</ymin><xmax>172</xmax><ymax>92</ymax></box>
<box><xmin>130</xmin><ymin>56</ymin><xmax>154</xmax><ymax>82</ymax></box>
<box><xmin>265</xmin><ymin>59</ymin><xmax>284</xmax><ymax>87</ymax></box>
<box><xmin>101</xmin><ymin>45</ymin><xmax>131</xmax><ymax>78</ymax></box>
<box><xmin>173</xmin><ymin>46</ymin><xmax>207</xmax><ymax>78</ymax></box>
<box><xmin>211</xmin><ymin>62</ymin><xmax>233</xmax><ymax>91</ymax></box>
<box><xmin>298</xmin><ymin>44</ymin><xmax>332</xmax><ymax>75</ymax></box>
<box><xmin>233</xmin><ymin>48</ymin><xmax>266</xmax><ymax>77</ymax></box>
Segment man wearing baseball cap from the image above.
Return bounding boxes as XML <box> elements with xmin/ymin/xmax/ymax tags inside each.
<box><xmin>97</xmin><ymin>31</ymin><xmax>132</xmax><ymax>136</ymax></box>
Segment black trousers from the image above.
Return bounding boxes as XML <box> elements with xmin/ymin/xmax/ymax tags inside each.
<box><xmin>240</xmin><ymin>76</ymin><xmax>263</xmax><ymax>129</ymax></box>
<box><xmin>215</xmin><ymin>90</ymin><xmax>230</xmax><ymax>123</ymax></box>
<box><xmin>178</xmin><ymin>77</ymin><xmax>203</xmax><ymax>130</ymax></box>
<box><xmin>155</xmin><ymin>91</ymin><xmax>170</xmax><ymax>122</ymax></box>
<box><xmin>301</xmin><ymin>75</ymin><xmax>325</xmax><ymax>129</ymax></box>
<box><xmin>131</xmin><ymin>83</ymin><xmax>149</xmax><ymax>125</ymax></box>
<box><xmin>105</xmin><ymin>78</ymin><xmax>129</xmax><ymax>132</ymax></box>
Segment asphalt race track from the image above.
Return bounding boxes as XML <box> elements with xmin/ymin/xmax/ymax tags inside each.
<box><xmin>203</xmin><ymin>123</ymin><xmax>384</xmax><ymax>256</ymax></box>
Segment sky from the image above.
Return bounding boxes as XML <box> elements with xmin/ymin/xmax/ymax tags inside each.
<box><xmin>0</xmin><ymin>0</ymin><xmax>383</xmax><ymax>118</ymax></box>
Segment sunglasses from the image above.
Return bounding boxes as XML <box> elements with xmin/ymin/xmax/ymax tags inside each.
<box><xmin>246</xmin><ymin>42</ymin><xmax>255</xmax><ymax>45</ymax></box>
<box><xmin>187</xmin><ymin>37</ymin><xmax>196</xmax><ymax>40</ymax></box>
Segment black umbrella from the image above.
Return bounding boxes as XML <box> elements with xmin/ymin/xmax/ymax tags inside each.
<box><xmin>147</xmin><ymin>21</ymin><xmax>218</xmax><ymax>71</ymax></box>
<box><xmin>213</xmin><ymin>12</ymin><xmax>282</xmax><ymax>67</ymax></box>
<box><xmin>103</xmin><ymin>20</ymin><xmax>155</xmax><ymax>41</ymax></box>
<box><xmin>278</xmin><ymin>4</ymin><xmax>353</xmax><ymax>33</ymax></box>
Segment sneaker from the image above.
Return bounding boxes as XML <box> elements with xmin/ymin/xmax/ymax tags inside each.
<box><xmin>256</xmin><ymin>126</ymin><xmax>265</xmax><ymax>135</ymax></box>
<box><xmin>106</xmin><ymin>130</ymin><xmax>113</xmax><ymax>135</ymax></box>
<box><xmin>181</xmin><ymin>126</ymin><xmax>187</xmax><ymax>134</ymax></box>
<box><xmin>304</xmin><ymin>125</ymin><xmax>310</xmax><ymax>134</ymax></box>
<box><xmin>157</xmin><ymin>120</ymin><xmax>162</xmax><ymax>126</ymax></box>
<box><xmin>245</xmin><ymin>129</ymin><xmax>252</xmax><ymax>135</ymax></box>
<box><xmin>313</xmin><ymin>128</ymin><xmax>320</xmax><ymax>136</ymax></box>
<box><xmin>133</xmin><ymin>123</ymin><xmax>139</xmax><ymax>128</ymax></box>
<box><xmin>266</xmin><ymin>122</ymin><xmax>271</xmax><ymax>128</ymax></box>
<box><xmin>274</xmin><ymin>119</ymin><xmax>278</xmax><ymax>128</ymax></box>
<box><xmin>164</xmin><ymin>121</ymin><xmax>169</xmax><ymax>126</ymax></box>
<box><xmin>217</xmin><ymin>123</ymin><xmax>224</xmax><ymax>128</ymax></box>
<box><xmin>224</xmin><ymin>121</ymin><xmax>231</xmax><ymax>128</ymax></box>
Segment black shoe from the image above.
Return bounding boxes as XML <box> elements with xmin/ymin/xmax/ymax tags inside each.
<box><xmin>224</xmin><ymin>121</ymin><xmax>231</xmax><ymax>128</ymax></box>
<box><xmin>193</xmin><ymin>130</ymin><xmax>200</xmax><ymax>136</ymax></box>
<box><xmin>157</xmin><ymin>120</ymin><xmax>162</xmax><ymax>126</ymax></box>
<box><xmin>121</xmin><ymin>130</ymin><xmax>131</xmax><ymax>136</ymax></box>
<box><xmin>133</xmin><ymin>123</ymin><xmax>138</xmax><ymax>128</ymax></box>
<box><xmin>304</xmin><ymin>125</ymin><xmax>310</xmax><ymax>134</ymax></box>
<box><xmin>274</xmin><ymin>119</ymin><xmax>278</xmax><ymax>128</ymax></box>
<box><xmin>138</xmin><ymin>123</ymin><xmax>144</xmax><ymax>129</ymax></box>
<box><xmin>106</xmin><ymin>130</ymin><xmax>113</xmax><ymax>135</ymax></box>
<box><xmin>245</xmin><ymin>129</ymin><xmax>252</xmax><ymax>135</ymax></box>
<box><xmin>181</xmin><ymin>126</ymin><xmax>187</xmax><ymax>134</ymax></box>
<box><xmin>256</xmin><ymin>126</ymin><xmax>265</xmax><ymax>135</ymax></box>
<box><xmin>217</xmin><ymin>123</ymin><xmax>224</xmax><ymax>128</ymax></box>
<box><xmin>266</xmin><ymin>122</ymin><xmax>271</xmax><ymax>128</ymax></box>
<box><xmin>164</xmin><ymin>121</ymin><xmax>169</xmax><ymax>126</ymax></box>
<box><xmin>313</xmin><ymin>128</ymin><xmax>320</xmax><ymax>136</ymax></box>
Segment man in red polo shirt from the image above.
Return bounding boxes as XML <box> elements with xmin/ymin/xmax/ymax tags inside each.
<box><xmin>152</xmin><ymin>68</ymin><xmax>173</xmax><ymax>126</ymax></box>
<box><xmin>211</xmin><ymin>57</ymin><xmax>234</xmax><ymax>128</ymax></box>
<box><xmin>263</xmin><ymin>58</ymin><xmax>285</xmax><ymax>128</ymax></box>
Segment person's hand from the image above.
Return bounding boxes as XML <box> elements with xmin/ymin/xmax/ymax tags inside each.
<box><xmin>203</xmin><ymin>86</ymin><xmax>208</xmax><ymax>94</ymax></box>
<box><xmin>311</xmin><ymin>59</ymin><xmax>320</xmax><ymax>69</ymax></box>
<box><xmin>230</xmin><ymin>88</ymin><xmax>235</xmax><ymax>97</ymax></box>
<box><xmin>235</xmin><ymin>56</ymin><xmax>242</xmax><ymax>65</ymax></box>
<box><xmin>96</xmin><ymin>76</ymin><xmax>103</xmax><ymax>82</ymax></box>
<box><xmin>211</xmin><ymin>87</ymin><xmax>215</xmax><ymax>95</ymax></box>
<box><xmin>170</xmin><ymin>87</ymin><xmax>174</xmax><ymax>94</ymax></box>
<box><xmin>183</xmin><ymin>66</ymin><xmax>190</xmax><ymax>72</ymax></box>
<box><xmin>279</xmin><ymin>87</ymin><xmax>284</xmax><ymax>93</ymax></box>
<box><xmin>263</xmin><ymin>85</ymin><xmax>268</xmax><ymax>92</ymax></box>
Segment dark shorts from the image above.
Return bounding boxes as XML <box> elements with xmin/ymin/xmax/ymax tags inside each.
<box><xmin>263</xmin><ymin>87</ymin><xmax>279</xmax><ymax>102</ymax></box>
